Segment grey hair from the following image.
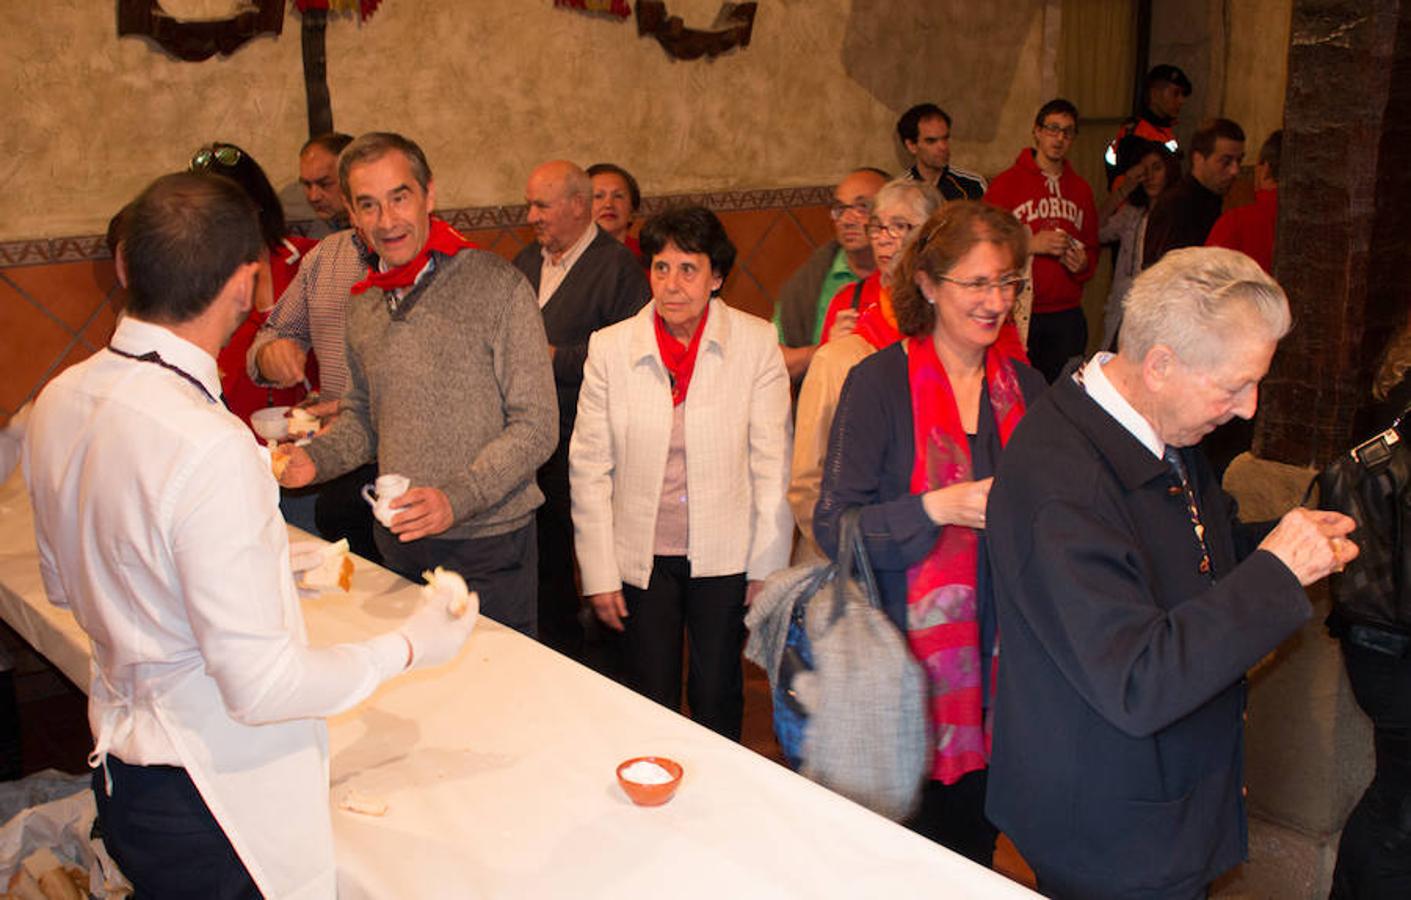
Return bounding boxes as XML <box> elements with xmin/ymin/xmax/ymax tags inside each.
<box><xmin>338</xmin><ymin>132</ymin><xmax>432</xmax><ymax>199</ymax></box>
<box><xmin>873</xmin><ymin>178</ymin><xmax>942</xmax><ymax>225</ymax></box>
<box><xmin>1118</xmin><ymin>247</ymin><xmax>1291</xmax><ymax>368</ymax></box>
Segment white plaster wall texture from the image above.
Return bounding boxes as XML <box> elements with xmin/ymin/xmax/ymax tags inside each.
<box><xmin>1</xmin><ymin>0</ymin><xmax>1053</xmax><ymax>241</ymax></box>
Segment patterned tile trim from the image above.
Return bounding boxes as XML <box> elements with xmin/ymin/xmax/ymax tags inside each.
<box><xmin>0</xmin><ymin>185</ymin><xmax>835</xmax><ymax>268</ymax></box>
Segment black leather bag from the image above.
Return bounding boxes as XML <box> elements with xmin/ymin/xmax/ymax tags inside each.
<box><xmin>1314</xmin><ymin>415</ymin><xmax>1411</xmax><ymax>635</ymax></box>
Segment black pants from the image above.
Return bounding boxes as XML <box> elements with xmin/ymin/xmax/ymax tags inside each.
<box><xmin>621</xmin><ymin>557</ymin><xmax>746</xmax><ymax>740</ymax></box>
<box><xmin>93</xmin><ymin>757</ymin><xmax>260</xmax><ymax>900</ymax></box>
<box><xmin>1027</xmin><ymin>307</ymin><xmax>1089</xmax><ymax>383</ymax></box>
<box><xmin>375</xmin><ymin>520</ymin><xmax>538</xmax><ymax>637</ymax></box>
<box><xmin>536</xmin><ymin>441</ymin><xmax>583</xmax><ymax>658</ymax></box>
<box><xmin>1331</xmin><ymin>638</ymin><xmax>1411</xmax><ymax>899</ymax></box>
<box><xmin>313</xmin><ymin>462</ymin><xmax>382</xmax><ymax>564</ymax></box>
<box><xmin>905</xmin><ymin>770</ymin><xmax>998</xmax><ymax>867</ymax></box>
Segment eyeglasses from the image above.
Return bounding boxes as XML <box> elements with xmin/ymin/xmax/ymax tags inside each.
<box><xmin>935</xmin><ymin>273</ymin><xmax>1029</xmax><ymax>296</ymax></box>
<box><xmin>865</xmin><ymin>219</ymin><xmax>915</xmax><ymax>240</ymax></box>
<box><xmin>190</xmin><ymin>145</ymin><xmax>242</xmax><ymax>172</ymax></box>
<box><xmin>829</xmin><ymin>200</ymin><xmax>873</xmax><ymax>221</ymax></box>
<box><xmin>1039</xmin><ymin>124</ymin><xmax>1078</xmax><ymax>139</ymax></box>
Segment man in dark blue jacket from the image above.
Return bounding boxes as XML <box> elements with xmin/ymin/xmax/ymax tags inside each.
<box><xmin>985</xmin><ymin>247</ymin><xmax>1358</xmax><ymax>900</ymax></box>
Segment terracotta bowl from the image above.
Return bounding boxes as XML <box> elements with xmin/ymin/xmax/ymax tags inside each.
<box><xmin>616</xmin><ymin>756</ymin><xmax>683</xmax><ymax>806</ymax></box>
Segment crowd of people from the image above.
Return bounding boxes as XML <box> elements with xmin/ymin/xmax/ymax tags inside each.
<box><xmin>15</xmin><ymin>60</ymin><xmax>1399</xmax><ymax>900</ymax></box>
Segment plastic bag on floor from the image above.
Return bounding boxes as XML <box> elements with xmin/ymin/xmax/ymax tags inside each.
<box><xmin>0</xmin><ymin>770</ymin><xmax>130</xmax><ymax>898</ymax></box>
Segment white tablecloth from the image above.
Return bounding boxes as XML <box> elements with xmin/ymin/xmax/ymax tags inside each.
<box><xmin>0</xmin><ymin>470</ymin><xmax>1037</xmax><ymax>899</ymax></box>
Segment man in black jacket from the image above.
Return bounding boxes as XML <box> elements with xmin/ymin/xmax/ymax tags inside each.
<box><xmin>986</xmin><ymin>247</ymin><xmax>1357</xmax><ymax>900</ymax></box>
<box><xmin>514</xmin><ymin>160</ymin><xmax>649</xmax><ymax>658</ymax></box>
<box><xmin>1143</xmin><ymin>118</ymin><xmax>1246</xmax><ymax>269</ymax></box>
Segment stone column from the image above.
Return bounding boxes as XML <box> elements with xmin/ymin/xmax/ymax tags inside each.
<box><xmin>1220</xmin><ymin>1</ymin><xmax>1411</xmax><ymax>896</ymax></box>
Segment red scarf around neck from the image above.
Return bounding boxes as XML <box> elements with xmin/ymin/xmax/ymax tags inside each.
<box><xmin>654</xmin><ymin>302</ymin><xmax>711</xmax><ymax>405</ymax></box>
<box><xmin>854</xmin><ymin>282</ymin><xmax>902</xmax><ymax>350</ymax></box>
<box><xmin>904</xmin><ymin>332</ymin><xmax>1028</xmax><ymax>784</ymax></box>
<box><xmin>350</xmin><ymin>217</ymin><xmax>476</xmax><ymax>295</ymax></box>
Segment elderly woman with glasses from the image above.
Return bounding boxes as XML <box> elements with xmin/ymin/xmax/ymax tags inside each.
<box><xmin>813</xmin><ymin>201</ymin><xmax>1046</xmax><ymax>865</ymax></box>
<box><xmin>570</xmin><ymin>206</ymin><xmax>792</xmax><ymax>740</ymax></box>
<box><xmin>788</xmin><ymin>178</ymin><xmax>942</xmax><ymax>559</ymax></box>
<box><xmin>190</xmin><ymin>142</ymin><xmax>318</xmax><ymax>432</ymax></box>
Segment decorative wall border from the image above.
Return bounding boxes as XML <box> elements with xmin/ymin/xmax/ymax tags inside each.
<box><xmin>0</xmin><ymin>185</ymin><xmax>834</xmax><ymax>268</ymax></box>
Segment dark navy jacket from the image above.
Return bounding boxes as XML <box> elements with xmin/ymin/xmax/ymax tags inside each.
<box><xmin>984</xmin><ymin>373</ymin><xmax>1310</xmax><ymax>898</ymax></box>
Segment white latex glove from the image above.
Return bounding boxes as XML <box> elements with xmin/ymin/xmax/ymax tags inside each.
<box><xmin>399</xmin><ymin>570</ymin><xmax>478</xmax><ymax>670</ymax></box>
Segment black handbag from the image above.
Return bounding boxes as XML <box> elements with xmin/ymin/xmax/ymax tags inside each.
<box><xmin>1313</xmin><ymin>411</ymin><xmax>1411</xmax><ymax>637</ymax></box>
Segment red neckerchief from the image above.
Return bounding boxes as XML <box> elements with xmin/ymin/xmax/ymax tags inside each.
<box><xmin>350</xmin><ymin>218</ymin><xmax>476</xmax><ymax>295</ymax></box>
<box><xmin>904</xmin><ymin>333</ymin><xmax>1028</xmax><ymax>784</ymax></box>
<box><xmin>654</xmin><ymin>302</ymin><xmax>711</xmax><ymax>406</ymax></box>
<box><xmin>854</xmin><ymin>282</ymin><xmax>901</xmax><ymax>349</ymax></box>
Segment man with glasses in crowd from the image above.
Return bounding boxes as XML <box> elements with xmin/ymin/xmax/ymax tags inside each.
<box><xmin>774</xmin><ymin>167</ymin><xmax>888</xmax><ymax>382</ymax></box>
<box><xmin>985</xmin><ymin>99</ymin><xmax>1098</xmax><ymax>382</ymax></box>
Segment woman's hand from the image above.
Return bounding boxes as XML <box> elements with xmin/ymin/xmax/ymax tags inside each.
<box><xmin>588</xmin><ymin>590</ymin><xmax>629</xmax><ymax>631</ymax></box>
<box><xmin>827</xmin><ymin>308</ymin><xmax>859</xmax><ymax>343</ymax></box>
<box><xmin>921</xmin><ymin>477</ymin><xmax>993</xmax><ymax>529</ymax></box>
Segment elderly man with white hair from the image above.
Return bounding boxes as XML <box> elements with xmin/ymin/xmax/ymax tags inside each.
<box><xmin>983</xmin><ymin>247</ymin><xmax>1359</xmax><ymax>900</ymax></box>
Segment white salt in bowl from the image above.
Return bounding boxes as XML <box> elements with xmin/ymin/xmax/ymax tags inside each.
<box><xmin>616</xmin><ymin>756</ymin><xmax>683</xmax><ymax>806</ymax></box>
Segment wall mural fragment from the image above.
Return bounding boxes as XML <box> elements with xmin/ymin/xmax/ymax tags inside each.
<box><xmin>636</xmin><ymin>1</ymin><xmax>758</xmax><ymax>61</ymax></box>
<box><xmin>116</xmin><ymin>0</ymin><xmax>285</xmax><ymax>61</ymax></box>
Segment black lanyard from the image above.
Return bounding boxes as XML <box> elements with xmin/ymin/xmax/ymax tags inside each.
<box><xmin>107</xmin><ymin>346</ymin><xmax>221</xmax><ymax>407</ymax></box>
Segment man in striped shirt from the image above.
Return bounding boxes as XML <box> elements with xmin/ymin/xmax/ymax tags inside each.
<box><xmin>248</xmin><ymin>228</ymin><xmax>380</xmax><ymax>559</ymax></box>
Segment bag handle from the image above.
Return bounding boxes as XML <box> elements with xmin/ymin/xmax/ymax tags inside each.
<box><xmin>832</xmin><ymin>507</ymin><xmax>884</xmax><ymax>622</ymax></box>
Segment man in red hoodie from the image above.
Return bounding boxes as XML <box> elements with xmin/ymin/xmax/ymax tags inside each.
<box><xmin>985</xmin><ymin>98</ymin><xmax>1099</xmax><ymax>382</ymax></box>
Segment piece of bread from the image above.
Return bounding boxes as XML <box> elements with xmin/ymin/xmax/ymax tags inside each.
<box><xmin>337</xmin><ymin>789</ymin><xmax>388</xmax><ymax>817</ymax></box>
<box><xmin>421</xmin><ymin>566</ymin><xmax>473</xmax><ymax>617</ymax></box>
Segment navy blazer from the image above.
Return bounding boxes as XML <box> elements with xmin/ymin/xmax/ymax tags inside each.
<box><xmin>984</xmin><ymin>373</ymin><xmax>1310</xmax><ymax>897</ymax></box>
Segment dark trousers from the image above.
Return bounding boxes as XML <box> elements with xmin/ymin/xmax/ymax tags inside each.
<box><xmin>376</xmin><ymin>520</ymin><xmax>537</xmax><ymax>637</ymax></box>
<box><xmin>1027</xmin><ymin>307</ymin><xmax>1089</xmax><ymax>383</ymax></box>
<box><xmin>1331</xmin><ymin>638</ymin><xmax>1411</xmax><ymax>899</ymax></box>
<box><xmin>313</xmin><ymin>462</ymin><xmax>382</xmax><ymax>564</ymax></box>
<box><xmin>536</xmin><ymin>442</ymin><xmax>582</xmax><ymax>658</ymax></box>
<box><xmin>93</xmin><ymin>757</ymin><xmax>260</xmax><ymax>900</ymax></box>
<box><xmin>1034</xmin><ymin>867</ymin><xmax>1205</xmax><ymax>900</ymax></box>
<box><xmin>905</xmin><ymin>770</ymin><xmax>998</xmax><ymax>867</ymax></box>
<box><xmin>621</xmin><ymin>556</ymin><xmax>746</xmax><ymax>740</ymax></box>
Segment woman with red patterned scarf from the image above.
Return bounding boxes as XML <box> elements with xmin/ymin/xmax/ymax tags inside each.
<box><xmin>813</xmin><ymin>201</ymin><xmax>1046</xmax><ymax>865</ymax></box>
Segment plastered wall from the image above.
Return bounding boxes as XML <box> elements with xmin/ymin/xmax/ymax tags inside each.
<box><xmin>1</xmin><ymin>0</ymin><xmax>1053</xmax><ymax>242</ymax></box>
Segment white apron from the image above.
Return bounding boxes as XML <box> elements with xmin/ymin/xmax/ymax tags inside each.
<box><xmin>89</xmin><ymin>459</ymin><xmax>337</xmax><ymax>900</ymax></box>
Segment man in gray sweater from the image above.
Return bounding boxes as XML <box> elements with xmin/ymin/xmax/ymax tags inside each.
<box><xmin>281</xmin><ymin>133</ymin><xmax>557</xmax><ymax>635</ymax></box>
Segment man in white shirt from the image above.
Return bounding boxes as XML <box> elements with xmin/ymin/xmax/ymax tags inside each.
<box><xmin>23</xmin><ymin>172</ymin><xmax>474</xmax><ymax>899</ymax></box>
<box><xmin>511</xmin><ymin>160</ymin><xmax>648</xmax><ymax>659</ymax></box>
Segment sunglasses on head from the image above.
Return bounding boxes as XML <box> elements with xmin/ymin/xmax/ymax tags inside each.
<box><xmin>190</xmin><ymin>145</ymin><xmax>242</xmax><ymax>172</ymax></box>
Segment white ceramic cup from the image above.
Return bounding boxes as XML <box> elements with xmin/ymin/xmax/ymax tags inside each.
<box><xmin>361</xmin><ymin>474</ymin><xmax>411</xmax><ymax>529</ymax></box>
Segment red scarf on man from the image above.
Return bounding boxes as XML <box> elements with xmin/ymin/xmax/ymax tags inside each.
<box><xmin>905</xmin><ymin>332</ymin><xmax>1027</xmax><ymax>785</ymax></box>
<box><xmin>654</xmin><ymin>302</ymin><xmax>711</xmax><ymax>405</ymax></box>
<box><xmin>350</xmin><ymin>218</ymin><xmax>476</xmax><ymax>295</ymax></box>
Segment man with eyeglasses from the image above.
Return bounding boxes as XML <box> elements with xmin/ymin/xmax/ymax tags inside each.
<box><xmin>773</xmin><ymin>167</ymin><xmax>888</xmax><ymax>382</ymax></box>
<box><xmin>897</xmin><ymin>103</ymin><xmax>987</xmax><ymax>201</ymax></box>
<box><xmin>985</xmin><ymin>98</ymin><xmax>1099</xmax><ymax>382</ymax></box>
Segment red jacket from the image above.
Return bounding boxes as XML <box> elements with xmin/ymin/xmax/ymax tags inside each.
<box><xmin>1205</xmin><ymin>188</ymin><xmax>1277</xmax><ymax>275</ymax></box>
<box><xmin>984</xmin><ymin>149</ymin><xmax>1098</xmax><ymax>315</ymax></box>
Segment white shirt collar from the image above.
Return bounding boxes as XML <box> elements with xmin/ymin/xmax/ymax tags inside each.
<box><xmin>541</xmin><ymin>222</ymin><xmax>597</xmax><ymax>271</ymax></box>
<box><xmin>1076</xmin><ymin>352</ymin><xmax>1164</xmax><ymax>458</ymax></box>
<box><xmin>109</xmin><ymin>315</ymin><xmax>223</xmax><ymax>402</ymax></box>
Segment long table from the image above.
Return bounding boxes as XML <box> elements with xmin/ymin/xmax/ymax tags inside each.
<box><xmin>0</xmin><ymin>470</ymin><xmax>1037</xmax><ymax>898</ymax></box>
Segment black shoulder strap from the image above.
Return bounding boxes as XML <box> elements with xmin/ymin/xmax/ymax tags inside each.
<box><xmin>849</xmin><ymin>278</ymin><xmax>866</xmax><ymax>310</ymax></box>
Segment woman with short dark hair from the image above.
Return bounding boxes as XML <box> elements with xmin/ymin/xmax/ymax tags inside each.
<box><xmin>813</xmin><ymin>201</ymin><xmax>1046</xmax><ymax>864</ymax></box>
<box><xmin>570</xmin><ymin>205</ymin><xmax>792</xmax><ymax>739</ymax></box>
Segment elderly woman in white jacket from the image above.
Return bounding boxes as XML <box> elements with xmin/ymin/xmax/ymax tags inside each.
<box><xmin>570</xmin><ymin>205</ymin><xmax>792</xmax><ymax>739</ymax></box>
